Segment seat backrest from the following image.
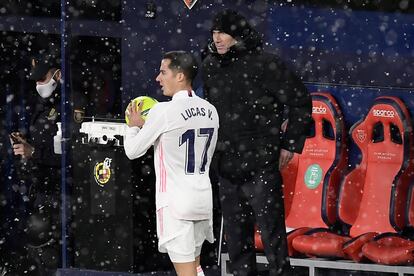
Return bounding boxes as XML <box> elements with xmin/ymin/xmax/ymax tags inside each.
<box><xmin>285</xmin><ymin>92</ymin><xmax>348</xmax><ymax>229</ymax></box>
<box><xmin>350</xmin><ymin>97</ymin><xmax>414</xmax><ymax>237</ymax></box>
<box><xmin>337</xmin><ymin>118</ymin><xmax>369</xmax><ymax>231</ymax></box>
<box><xmin>407</xmin><ymin>185</ymin><xmax>414</xmax><ymax>232</ymax></box>
<box><xmin>281</xmin><ymin>153</ymin><xmax>299</xmax><ymax>217</ymax></box>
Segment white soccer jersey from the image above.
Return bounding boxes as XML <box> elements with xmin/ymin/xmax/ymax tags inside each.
<box><xmin>124</xmin><ymin>90</ymin><xmax>219</xmax><ymax>221</ymax></box>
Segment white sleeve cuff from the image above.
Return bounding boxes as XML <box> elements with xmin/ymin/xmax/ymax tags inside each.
<box><xmin>126</xmin><ymin>126</ymin><xmax>140</xmax><ymax>135</ymax></box>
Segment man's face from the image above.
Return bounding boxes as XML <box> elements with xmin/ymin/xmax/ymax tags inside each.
<box><xmin>155</xmin><ymin>59</ymin><xmax>179</xmax><ymax>97</ymax></box>
<box><xmin>212</xmin><ymin>31</ymin><xmax>237</xmax><ymax>55</ymax></box>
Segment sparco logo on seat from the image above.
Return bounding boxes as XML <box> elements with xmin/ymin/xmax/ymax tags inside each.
<box><xmin>372</xmin><ymin>109</ymin><xmax>395</xmax><ymax>118</ymax></box>
<box><xmin>312</xmin><ymin>105</ymin><xmax>327</xmax><ymax>114</ymax></box>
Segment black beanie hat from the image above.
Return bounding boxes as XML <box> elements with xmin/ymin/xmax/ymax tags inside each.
<box><xmin>211</xmin><ymin>9</ymin><xmax>252</xmax><ymax>39</ymax></box>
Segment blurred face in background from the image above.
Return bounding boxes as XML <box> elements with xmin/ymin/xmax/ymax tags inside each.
<box><xmin>35</xmin><ymin>68</ymin><xmax>61</xmax><ymax>98</ymax></box>
<box><xmin>212</xmin><ymin>30</ymin><xmax>237</xmax><ymax>54</ymax></box>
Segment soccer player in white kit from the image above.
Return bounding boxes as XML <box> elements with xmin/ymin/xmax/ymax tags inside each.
<box><xmin>124</xmin><ymin>51</ymin><xmax>219</xmax><ymax>276</ymax></box>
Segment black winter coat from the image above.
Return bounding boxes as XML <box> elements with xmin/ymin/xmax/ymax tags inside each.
<box><xmin>202</xmin><ymin>32</ymin><xmax>312</xmax><ymax>180</ymax></box>
<box><xmin>29</xmin><ymin>91</ymin><xmax>61</xmax><ymax>194</ymax></box>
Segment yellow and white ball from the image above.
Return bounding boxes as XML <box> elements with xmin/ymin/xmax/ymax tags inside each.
<box><xmin>125</xmin><ymin>96</ymin><xmax>158</xmax><ymax>124</ymax></box>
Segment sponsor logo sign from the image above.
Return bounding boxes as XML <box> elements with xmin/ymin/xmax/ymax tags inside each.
<box><xmin>304</xmin><ymin>164</ymin><xmax>323</xmax><ymax>189</ymax></box>
<box><xmin>356</xmin><ymin>129</ymin><xmax>367</xmax><ymax>143</ymax></box>
<box><xmin>312</xmin><ymin>105</ymin><xmax>327</xmax><ymax>114</ymax></box>
<box><xmin>372</xmin><ymin>109</ymin><xmax>395</xmax><ymax>118</ymax></box>
<box><xmin>94</xmin><ymin>157</ymin><xmax>112</xmax><ymax>187</ymax></box>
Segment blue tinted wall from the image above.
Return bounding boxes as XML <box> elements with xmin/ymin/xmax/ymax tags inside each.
<box><xmin>121</xmin><ymin>1</ymin><xmax>270</xmax><ymax>102</ymax></box>
<box><xmin>121</xmin><ymin>1</ymin><xmax>414</xmax><ymax>166</ymax></box>
<box><xmin>267</xmin><ymin>6</ymin><xmax>414</xmax><ymax>88</ymax></box>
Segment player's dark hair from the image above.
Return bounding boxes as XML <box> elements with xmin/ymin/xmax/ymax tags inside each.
<box><xmin>163</xmin><ymin>51</ymin><xmax>198</xmax><ymax>83</ymax></box>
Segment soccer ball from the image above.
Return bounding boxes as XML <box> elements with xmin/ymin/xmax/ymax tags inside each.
<box><xmin>125</xmin><ymin>96</ymin><xmax>158</xmax><ymax>124</ymax></box>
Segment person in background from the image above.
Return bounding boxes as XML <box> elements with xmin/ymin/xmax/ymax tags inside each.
<box><xmin>124</xmin><ymin>51</ymin><xmax>219</xmax><ymax>276</ymax></box>
<box><xmin>9</xmin><ymin>52</ymin><xmax>63</xmax><ymax>276</ymax></box>
<box><xmin>9</xmin><ymin>52</ymin><xmax>85</xmax><ymax>276</ymax></box>
<box><xmin>202</xmin><ymin>9</ymin><xmax>312</xmax><ymax>276</ymax></box>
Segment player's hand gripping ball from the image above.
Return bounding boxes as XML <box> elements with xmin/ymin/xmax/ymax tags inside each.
<box><xmin>125</xmin><ymin>96</ymin><xmax>158</xmax><ymax>124</ymax></box>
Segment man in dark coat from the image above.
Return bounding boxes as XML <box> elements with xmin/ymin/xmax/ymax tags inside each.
<box><xmin>202</xmin><ymin>9</ymin><xmax>312</xmax><ymax>276</ymax></box>
<box><xmin>9</xmin><ymin>52</ymin><xmax>63</xmax><ymax>276</ymax></box>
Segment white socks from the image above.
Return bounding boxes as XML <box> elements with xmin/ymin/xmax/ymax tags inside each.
<box><xmin>197</xmin><ymin>265</ymin><xmax>205</xmax><ymax>276</ymax></box>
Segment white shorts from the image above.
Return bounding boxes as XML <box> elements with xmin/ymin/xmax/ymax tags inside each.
<box><xmin>157</xmin><ymin>207</ymin><xmax>214</xmax><ymax>263</ymax></box>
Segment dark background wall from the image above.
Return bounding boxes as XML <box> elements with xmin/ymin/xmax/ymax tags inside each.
<box><xmin>121</xmin><ymin>0</ymin><xmax>414</xmax><ymax>165</ymax></box>
<box><xmin>122</xmin><ymin>1</ymin><xmax>414</xmax><ymax>111</ymax></box>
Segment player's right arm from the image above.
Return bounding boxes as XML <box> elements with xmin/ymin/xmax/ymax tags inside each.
<box><xmin>124</xmin><ymin>104</ymin><xmax>168</xmax><ymax>160</ymax></box>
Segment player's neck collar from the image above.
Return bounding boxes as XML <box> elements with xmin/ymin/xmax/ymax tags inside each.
<box><xmin>172</xmin><ymin>90</ymin><xmax>195</xmax><ymax>99</ymax></box>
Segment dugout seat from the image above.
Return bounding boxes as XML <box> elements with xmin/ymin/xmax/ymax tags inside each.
<box><xmin>359</xmin><ymin>97</ymin><xmax>414</xmax><ymax>265</ymax></box>
<box><xmin>255</xmin><ymin>92</ymin><xmax>348</xmax><ymax>255</ymax></box>
<box><xmin>371</xmin><ymin>184</ymin><xmax>414</xmax><ymax>265</ymax></box>
<box><xmin>406</xmin><ymin>184</ymin><xmax>414</xmax><ymax>233</ymax></box>
<box><xmin>292</xmin><ymin>96</ymin><xmax>414</xmax><ymax>264</ymax></box>
<box><xmin>350</xmin><ymin>97</ymin><xmax>414</xmax><ymax>235</ymax></box>
<box><xmin>284</xmin><ymin>92</ymin><xmax>348</xmax><ymax>229</ymax></box>
<box><xmin>292</xmin><ymin>110</ymin><xmax>371</xmax><ymax>260</ymax></box>
<box><xmin>362</xmin><ymin>233</ymin><xmax>414</xmax><ymax>265</ymax></box>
